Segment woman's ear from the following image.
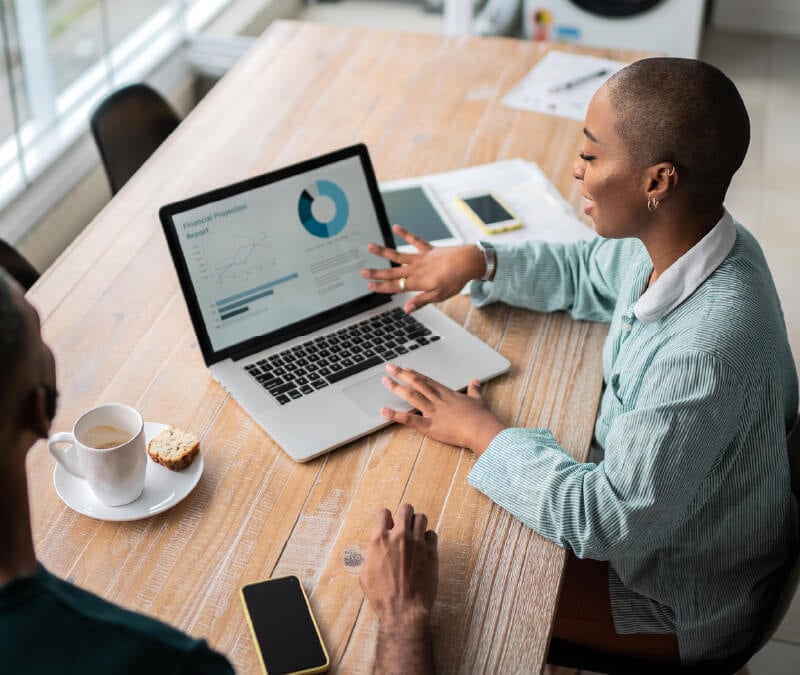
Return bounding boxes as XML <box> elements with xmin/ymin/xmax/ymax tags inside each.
<box><xmin>645</xmin><ymin>162</ymin><xmax>679</xmax><ymax>203</ymax></box>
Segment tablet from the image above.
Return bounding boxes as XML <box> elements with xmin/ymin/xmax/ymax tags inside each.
<box><xmin>380</xmin><ymin>184</ymin><xmax>461</xmax><ymax>250</ymax></box>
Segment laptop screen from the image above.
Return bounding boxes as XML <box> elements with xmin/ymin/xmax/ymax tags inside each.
<box><xmin>160</xmin><ymin>145</ymin><xmax>394</xmax><ymax>363</ymax></box>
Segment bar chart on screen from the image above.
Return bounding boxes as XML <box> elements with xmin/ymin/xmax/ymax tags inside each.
<box><xmin>214</xmin><ymin>273</ymin><xmax>299</xmax><ymax>323</ymax></box>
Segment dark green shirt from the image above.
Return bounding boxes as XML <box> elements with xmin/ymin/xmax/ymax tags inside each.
<box><xmin>0</xmin><ymin>564</ymin><xmax>234</xmax><ymax>674</ymax></box>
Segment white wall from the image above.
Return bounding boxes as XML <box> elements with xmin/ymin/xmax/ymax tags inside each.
<box><xmin>712</xmin><ymin>0</ymin><xmax>800</xmax><ymax>37</ymax></box>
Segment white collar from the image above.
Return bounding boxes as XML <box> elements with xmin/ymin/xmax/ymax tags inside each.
<box><xmin>634</xmin><ymin>210</ymin><xmax>737</xmax><ymax>323</ymax></box>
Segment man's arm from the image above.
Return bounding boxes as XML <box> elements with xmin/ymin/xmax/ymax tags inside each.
<box><xmin>374</xmin><ymin>609</ymin><xmax>434</xmax><ymax>675</ymax></box>
<box><xmin>360</xmin><ymin>504</ymin><xmax>438</xmax><ymax>675</ymax></box>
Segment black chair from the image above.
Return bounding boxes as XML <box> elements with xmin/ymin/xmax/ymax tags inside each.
<box><xmin>90</xmin><ymin>83</ymin><xmax>180</xmax><ymax>195</ymax></box>
<box><xmin>547</xmin><ymin>636</ymin><xmax>752</xmax><ymax>674</ymax></box>
<box><xmin>547</xmin><ymin>414</ymin><xmax>800</xmax><ymax>675</ymax></box>
<box><xmin>0</xmin><ymin>239</ymin><xmax>39</xmax><ymax>291</ymax></box>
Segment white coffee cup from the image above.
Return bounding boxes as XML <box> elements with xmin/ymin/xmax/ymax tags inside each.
<box><xmin>48</xmin><ymin>403</ymin><xmax>146</xmax><ymax>507</ymax></box>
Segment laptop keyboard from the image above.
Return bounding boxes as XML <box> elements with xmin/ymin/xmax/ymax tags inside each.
<box><xmin>243</xmin><ymin>307</ymin><xmax>441</xmax><ymax>405</ymax></box>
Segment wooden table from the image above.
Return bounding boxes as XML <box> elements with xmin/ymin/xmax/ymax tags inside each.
<box><xmin>27</xmin><ymin>21</ymin><xmax>646</xmax><ymax>674</ymax></box>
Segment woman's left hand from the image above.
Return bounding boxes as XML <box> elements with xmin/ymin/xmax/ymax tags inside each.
<box><xmin>380</xmin><ymin>364</ymin><xmax>508</xmax><ymax>455</ymax></box>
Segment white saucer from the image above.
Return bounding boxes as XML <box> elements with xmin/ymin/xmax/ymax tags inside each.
<box><xmin>53</xmin><ymin>422</ymin><xmax>204</xmax><ymax>522</ymax></box>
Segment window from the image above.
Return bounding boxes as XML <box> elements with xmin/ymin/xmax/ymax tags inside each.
<box><xmin>0</xmin><ymin>0</ymin><xmax>232</xmax><ymax>211</ymax></box>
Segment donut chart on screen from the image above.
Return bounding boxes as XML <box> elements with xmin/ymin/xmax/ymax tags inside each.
<box><xmin>298</xmin><ymin>180</ymin><xmax>349</xmax><ymax>238</ymax></box>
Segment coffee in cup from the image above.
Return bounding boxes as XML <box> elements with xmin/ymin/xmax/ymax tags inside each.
<box><xmin>83</xmin><ymin>425</ymin><xmax>133</xmax><ymax>450</ymax></box>
<box><xmin>48</xmin><ymin>404</ymin><xmax>147</xmax><ymax>507</ymax></box>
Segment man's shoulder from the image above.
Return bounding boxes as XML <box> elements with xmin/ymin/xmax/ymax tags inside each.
<box><xmin>1</xmin><ymin>565</ymin><xmax>234</xmax><ymax>674</ymax></box>
<box><xmin>39</xmin><ymin>566</ymin><xmax>199</xmax><ymax>649</ymax></box>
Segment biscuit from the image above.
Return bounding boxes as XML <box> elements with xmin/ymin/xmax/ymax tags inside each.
<box><xmin>147</xmin><ymin>426</ymin><xmax>200</xmax><ymax>471</ymax></box>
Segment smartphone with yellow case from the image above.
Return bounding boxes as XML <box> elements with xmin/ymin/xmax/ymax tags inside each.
<box><xmin>456</xmin><ymin>192</ymin><xmax>522</xmax><ymax>235</ymax></box>
<box><xmin>240</xmin><ymin>575</ymin><xmax>330</xmax><ymax>674</ymax></box>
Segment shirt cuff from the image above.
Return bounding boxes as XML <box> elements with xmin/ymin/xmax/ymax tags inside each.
<box><xmin>469</xmin><ymin>244</ymin><xmax>518</xmax><ymax>307</ymax></box>
<box><xmin>468</xmin><ymin>427</ymin><xmax>559</xmax><ymax>498</ymax></box>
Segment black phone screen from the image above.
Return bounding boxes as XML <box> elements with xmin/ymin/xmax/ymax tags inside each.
<box><xmin>241</xmin><ymin>576</ymin><xmax>328</xmax><ymax>674</ymax></box>
<box><xmin>463</xmin><ymin>194</ymin><xmax>514</xmax><ymax>224</ymax></box>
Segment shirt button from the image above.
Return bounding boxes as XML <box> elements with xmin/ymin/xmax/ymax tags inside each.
<box><xmin>622</xmin><ymin>323</ymin><xmax>632</xmax><ymax>332</ymax></box>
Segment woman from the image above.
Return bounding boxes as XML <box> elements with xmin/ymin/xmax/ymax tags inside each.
<box><xmin>360</xmin><ymin>58</ymin><xmax>798</xmax><ymax>666</ymax></box>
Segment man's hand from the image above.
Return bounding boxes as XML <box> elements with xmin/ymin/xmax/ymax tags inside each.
<box><xmin>360</xmin><ymin>503</ymin><xmax>438</xmax><ymax>625</ymax></box>
<box><xmin>360</xmin><ymin>504</ymin><xmax>438</xmax><ymax>675</ymax></box>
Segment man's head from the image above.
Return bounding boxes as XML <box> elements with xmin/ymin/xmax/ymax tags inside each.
<box><xmin>0</xmin><ymin>270</ymin><xmax>57</xmax><ymax>458</ymax></box>
<box><xmin>605</xmin><ymin>57</ymin><xmax>750</xmax><ymax>213</ymax></box>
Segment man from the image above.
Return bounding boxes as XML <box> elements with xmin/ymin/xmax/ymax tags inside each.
<box><xmin>1</xmin><ymin>267</ymin><xmax>439</xmax><ymax>674</ymax></box>
<box><xmin>0</xmin><ymin>270</ymin><xmax>234</xmax><ymax>674</ymax></box>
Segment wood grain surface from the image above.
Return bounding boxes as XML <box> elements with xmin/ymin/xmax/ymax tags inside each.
<box><xmin>26</xmin><ymin>21</ymin><xmax>647</xmax><ymax>674</ymax></box>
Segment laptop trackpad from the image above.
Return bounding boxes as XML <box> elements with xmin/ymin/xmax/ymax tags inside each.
<box><xmin>343</xmin><ymin>374</ymin><xmax>413</xmax><ymax>418</ymax></box>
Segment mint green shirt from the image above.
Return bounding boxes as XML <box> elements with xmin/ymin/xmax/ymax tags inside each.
<box><xmin>468</xmin><ymin>213</ymin><xmax>798</xmax><ymax>664</ymax></box>
<box><xmin>0</xmin><ymin>564</ymin><xmax>234</xmax><ymax>674</ymax></box>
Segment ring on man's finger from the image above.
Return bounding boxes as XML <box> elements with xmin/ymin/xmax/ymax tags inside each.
<box><xmin>398</xmin><ymin>277</ymin><xmax>407</xmax><ymax>292</ymax></box>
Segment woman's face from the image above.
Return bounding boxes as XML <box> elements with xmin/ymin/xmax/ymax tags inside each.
<box><xmin>573</xmin><ymin>85</ymin><xmax>648</xmax><ymax>239</ymax></box>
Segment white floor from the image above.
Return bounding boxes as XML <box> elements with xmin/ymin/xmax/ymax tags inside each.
<box><xmin>297</xmin><ymin>2</ymin><xmax>800</xmax><ymax>671</ymax></box>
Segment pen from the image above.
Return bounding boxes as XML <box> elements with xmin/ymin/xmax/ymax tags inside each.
<box><xmin>548</xmin><ymin>69</ymin><xmax>610</xmax><ymax>93</ymax></box>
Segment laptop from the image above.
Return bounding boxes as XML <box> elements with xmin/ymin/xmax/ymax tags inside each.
<box><xmin>159</xmin><ymin>144</ymin><xmax>509</xmax><ymax>462</ymax></box>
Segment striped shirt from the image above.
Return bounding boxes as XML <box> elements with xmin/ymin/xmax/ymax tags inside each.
<box><xmin>468</xmin><ymin>211</ymin><xmax>798</xmax><ymax>664</ymax></box>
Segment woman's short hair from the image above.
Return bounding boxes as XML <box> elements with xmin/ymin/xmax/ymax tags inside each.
<box><xmin>606</xmin><ymin>57</ymin><xmax>750</xmax><ymax>212</ymax></box>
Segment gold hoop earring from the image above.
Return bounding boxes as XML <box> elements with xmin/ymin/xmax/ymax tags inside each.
<box><xmin>647</xmin><ymin>196</ymin><xmax>660</xmax><ymax>212</ymax></box>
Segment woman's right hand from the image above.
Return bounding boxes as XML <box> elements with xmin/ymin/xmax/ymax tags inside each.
<box><xmin>360</xmin><ymin>224</ymin><xmax>487</xmax><ymax>313</ymax></box>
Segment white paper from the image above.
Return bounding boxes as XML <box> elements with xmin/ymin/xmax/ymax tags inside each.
<box><xmin>502</xmin><ymin>51</ymin><xmax>628</xmax><ymax>121</ymax></box>
<box><xmin>381</xmin><ymin>158</ymin><xmax>594</xmax><ymax>248</ymax></box>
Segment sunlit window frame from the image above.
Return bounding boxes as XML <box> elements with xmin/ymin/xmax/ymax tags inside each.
<box><xmin>0</xmin><ymin>0</ymin><xmax>232</xmax><ymax>211</ymax></box>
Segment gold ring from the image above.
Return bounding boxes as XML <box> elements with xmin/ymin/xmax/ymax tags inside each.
<box><xmin>398</xmin><ymin>277</ymin><xmax>407</xmax><ymax>292</ymax></box>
